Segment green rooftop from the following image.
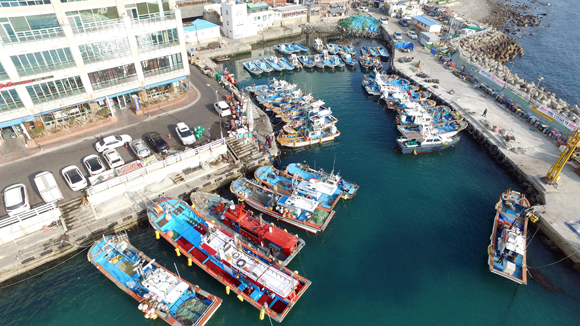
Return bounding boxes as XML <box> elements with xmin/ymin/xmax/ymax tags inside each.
<box><xmin>247</xmin><ymin>3</ymin><xmax>269</xmax><ymax>10</ymax></box>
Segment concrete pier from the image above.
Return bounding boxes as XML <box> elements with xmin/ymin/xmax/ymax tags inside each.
<box><xmin>393</xmin><ymin>45</ymin><xmax>580</xmax><ymax>265</ymax></box>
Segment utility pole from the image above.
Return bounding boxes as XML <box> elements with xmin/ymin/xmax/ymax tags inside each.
<box><xmin>527</xmin><ymin>76</ymin><xmax>544</xmax><ymax>107</ymax></box>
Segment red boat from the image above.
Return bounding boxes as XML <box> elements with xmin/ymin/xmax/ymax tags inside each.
<box><xmin>191</xmin><ymin>192</ymin><xmax>305</xmax><ymax>266</ymax></box>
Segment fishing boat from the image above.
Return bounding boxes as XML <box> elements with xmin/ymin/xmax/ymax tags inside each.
<box><xmin>362</xmin><ymin>79</ymin><xmax>382</xmax><ymax>96</ymax></box>
<box><xmin>254</xmin><ymin>59</ymin><xmax>273</xmax><ymax>73</ymax></box>
<box><xmin>335</xmin><ymin>44</ymin><xmax>348</xmax><ymax>56</ymax></box>
<box><xmin>190</xmin><ymin>192</ymin><xmax>306</xmax><ymax>266</ymax></box>
<box><xmin>264</xmin><ymin>56</ymin><xmax>286</xmax><ymax>71</ymax></box>
<box><xmin>395</xmin><ymin>134</ymin><xmax>460</xmax><ymax>154</ymax></box>
<box><xmin>277</xmin><ymin>124</ymin><xmax>340</xmax><ymax>148</ymax></box>
<box><xmin>345</xmin><ymin>45</ymin><xmax>356</xmax><ymax>55</ymax></box>
<box><xmin>341</xmin><ymin>53</ymin><xmax>356</xmax><ymax>67</ymax></box>
<box><xmin>298</xmin><ymin>55</ymin><xmax>315</xmax><ymax>69</ymax></box>
<box><xmin>88</xmin><ymin>234</ymin><xmax>222</xmax><ymax>326</ymax></box>
<box><xmin>359</xmin><ymin>55</ymin><xmax>373</xmax><ymax>70</ymax></box>
<box><xmin>368</xmin><ymin>47</ymin><xmax>380</xmax><ymax>57</ymax></box>
<box><xmin>291</xmin><ymin>42</ymin><xmax>309</xmax><ymax>52</ymax></box>
<box><xmin>278</xmin><ymin>57</ymin><xmax>295</xmax><ymax>71</ymax></box>
<box><xmin>148</xmin><ymin>198</ymin><xmax>311</xmax><ymax>323</ymax></box>
<box><xmin>230</xmin><ymin>177</ymin><xmax>336</xmax><ymax>234</ymax></box>
<box><xmin>371</xmin><ymin>56</ymin><xmax>383</xmax><ymax>70</ymax></box>
<box><xmin>274</xmin><ymin>43</ymin><xmax>295</xmax><ymax>55</ymax></box>
<box><xmin>322</xmin><ymin>51</ymin><xmax>335</xmax><ymax>68</ymax></box>
<box><xmin>312</xmin><ymin>55</ymin><xmax>325</xmax><ymax>69</ymax></box>
<box><xmin>289</xmin><ymin>54</ymin><xmax>303</xmax><ymax>69</ymax></box>
<box><xmin>254</xmin><ymin>165</ymin><xmax>358</xmax><ymax>209</ymax></box>
<box><xmin>360</xmin><ymin>46</ymin><xmax>370</xmax><ymax>56</ymax></box>
<box><xmin>313</xmin><ymin>38</ymin><xmax>325</xmax><ymax>53</ymax></box>
<box><xmin>397</xmin><ymin>119</ymin><xmax>467</xmax><ymax>138</ymax></box>
<box><xmin>214</xmin><ymin>56</ymin><xmax>230</xmax><ymax>62</ymax></box>
<box><xmin>330</xmin><ymin>55</ymin><xmax>345</xmax><ymax>68</ymax></box>
<box><xmin>243</xmin><ymin>61</ymin><xmax>263</xmax><ymax>75</ymax></box>
<box><xmin>377</xmin><ymin>47</ymin><xmax>389</xmax><ymax>60</ymax></box>
<box><xmin>487</xmin><ymin>190</ymin><xmax>531</xmax><ymax>284</ymax></box>
<box><xmin>326</xmin><ymin>43</ymin><xmax>337</xmax><ymax>55</ymax></box>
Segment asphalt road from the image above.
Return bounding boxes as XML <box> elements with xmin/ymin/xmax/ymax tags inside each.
<box><xmin>0</xmin><ymin>67</ymin><xmax>231</xmax><ymax>217</ymax></box>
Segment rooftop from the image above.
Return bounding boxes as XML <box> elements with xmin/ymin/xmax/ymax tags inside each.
<box><xmin>275</xmin><ymin>5</ymin><xmax>308</xmax><ymax>13</ymax></box>
<box><xmin>183</xmin><ymin>19</ymin><xmax>219</xmax><ymax>32</ymax></box>
<box><xmin>413</xmin><ymin>15</ymin><xmax>441</xmax><ymax>27</ymax></box>
<box><xmin>247</xmin><ymin>2</ymin><xmax>270</xmax><ymax>10</ymax></box>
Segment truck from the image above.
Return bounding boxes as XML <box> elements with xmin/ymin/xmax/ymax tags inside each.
<box><xmin>34</xmin><ymin>171</ymin><xmax>63</xmax><ymax>203</ymax></box>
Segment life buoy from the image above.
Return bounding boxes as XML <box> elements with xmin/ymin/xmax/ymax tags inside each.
<box><xmin>306</xmin><ymin>195</ymin><xmax>313</xmax><ymax>200</ymax></box>
<box><xmin>487</xmin><ymin>244</ymin><xmax>493</xmax><ymax>255</ymax></box>
<box><xmin>236</xmin><ymin>259</ymin><xmax>246</xmax><ymax>268</ymax></box>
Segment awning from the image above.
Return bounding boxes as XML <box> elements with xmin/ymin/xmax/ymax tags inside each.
<box><xmin>329</xmin><ymin>4</ymin><xmax>338</xmax><ymax>8</ymax></box>
<box><xmin>0</xmin><ymin>115</ymin><xmax>33</xmax><ymax>129</ymax></box>
<box><xmin>329</xmin><ymin>9</ymin><xmax>345</xmax><ymax>14</ymax></box>
<box><xmin>144</xmin><ymin>76</ymin><xmax>186</xmax><ymax>90</ymax></box>
<box><xmin>336</xmin><ymin>3</ymin><xmax>345</xmax><ymax>7</ymax></box>
<box><xmin>96</xmin><ymin>87</ymin><xmax>142</xmax><ymax>101</ymax></box>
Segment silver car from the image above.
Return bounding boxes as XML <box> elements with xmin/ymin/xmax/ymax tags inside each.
<box><xmin>129</xmin><ymin>139</ymin><xmax>151</xmax><ymax>159</ymax></box>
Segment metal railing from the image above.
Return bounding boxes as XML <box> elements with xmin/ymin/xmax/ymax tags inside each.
<box><xmin>0</xmin><ymin>202</ymin><xmax>58</xmax><ymax>229</ymax></box>
<box><xmin>71</xmin><ymin>19</ymin><xmax>125</xmax><ymax>35</ymax></box>
<box><xmin>1</xmin><ymin>27</ymin><xmax>65</xmax><ymax>45</ymax></box>
<box><xmin>131</xmin><ymin>12</ymin><xmax>176</xmax><ymax>27</ymax></box>
<box><xmin>143</xmin><ymin>64</ymin><xmax>184</xmax><ymax>78</ymax></box>
<box><xmin>0</xmin><ymin>0</ymin><xmax>50</xmax><ymax>7</ymax></box>
<box><xmin>91</xmin><ymin>75</ymin><xmax>138</xmax><ymax>91</ymax></box>
<box><xmin>87</xmin><ymin>138</ymin><xmax>226</xmax><ymax>196</ymax></box>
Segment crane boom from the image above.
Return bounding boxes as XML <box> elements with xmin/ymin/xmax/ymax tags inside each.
<box><xmin>545</xmin><ymin>131</ymin><xmax>580</xmax><ymax>182</ymax></box>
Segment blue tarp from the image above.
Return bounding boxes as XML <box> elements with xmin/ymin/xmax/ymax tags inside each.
<box><xmin>339</xmin><ymin>14</ymin><xmax>380</xmax><ymax>32</ymax></box>
<box><xmin>395</xmin><ymin>42</ymin><xmax>415</xmax><ymax>51</ymax></box>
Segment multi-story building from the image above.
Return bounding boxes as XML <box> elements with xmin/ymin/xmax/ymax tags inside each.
<box><xmin>0</xmin><ymin>0</ymin><xmax>188</xmax><ymax>132</ymax></box>
<box><xmin>319</xmin><ymin>0</ymin><xmax>348</xmax><ymax>17</ymax></box>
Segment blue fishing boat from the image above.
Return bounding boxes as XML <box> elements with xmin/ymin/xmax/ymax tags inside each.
<box><xmin>330</xmin><ymin>55</ymin><xmax>345</xmax><ymax>68</ymax></box>
<box><xmin>487</xmin><ymin>190</ymin><xmax>532</xmax><ymax>284</ymax></box>
<box><xmin>397</xmin><ymin>119</ymin><xmax>467</xmax><ymax>138</ymax></box>
<box><xmin>345</xmin><ymin>45</ymin><xmax>356</xmax><ymax>55</ymax></box>
<box><xmin>395</xmin><ymin>133</ymin><xmax>460</xmax><ymax>154</ymax></box>
<box><xmin>360</xmin><ymin>46</ymin><xmax>370</xmax><ymax>56</ymax></box>
<box><xmin>335</xmin><ymin>44</ymin><xmax>348</xmax><ymax>55</ymax></box>
<box><xmin>362</xmin><ymin>79</ymin><xmax>382</xmax><ymax>96</ymax></box>
<box><xmin>313</xmin><ymin>38</ymin><xmax>325</xmax><ymax>53</ymax></box>
<box><xmin>371</xmin><ymin>56</ymin><xmax>383</xmax><ymax>70</ymax></box>
<box><xmin>148</xmin><ymin>198</ymin><xmax>311</xmax><ymax>322</ymax></box>
<box><xmin>341</xmin><ymin>53</ymin><xmax>356</xmax><ymax>67</ymax></box>
<box><xmin>230</xmin><ymin>177</ymin><xmax>336</xmax><ymax>233</ymax></box>
<box><xmin>264</xmin><ymin>56</ymin><xmax>286</xmax><ymax>71</ymax></box>
<box><xmin>298</xmin><ymin>55</ymin><xmax>315</xmax><ymax>69</ymax></box>
<box><xmin>368</xmin><ymin>47</ymin><xmax>380</xmax><ymax>56</ymax></box>
<box><xmin>254</xmin><ymin>59</ymin><xmax>273</xmax><ymax>73</ymax></box>
<box><xmin>291</xmin><ymin>42</ymin><xmax>309</xmax><ymax>52</ymax></box>
<box><xmin>88</xmin><ymin>234</ymin><xmax>222</xmax><ymax>326</ymax></box>
<box><xmin>377</xmin><ymin>46</ymin><xmax>389</xmax><ymax>60</ymax></box>
<box><xmin>359</xmin><ymin>55</ymin><xmax>373</xmax><ymax>70</ymax></box>
<box><xmin>278</xmin><ymin>57</ymin><xmax>295</xmax><ymax>70</ymax></box>
<box><xmin>274</xmin><ymin>43</ymin><xmax>295</xmax><ymax>54</ymax></box>
<box><xmin>322</xmin><ymin>51</ymin><xmax>335</xmax><ymax>68</ymax></box>
<box><xmin>245</xmin><ymin>84</ymin><xmax>269</xmax><ymax>93</ymax></box>
<box><xmin>312</xmin><ymin>55</ymin><xmax>325</xmax><ymax>69</ymax></box>
<box><xmin>289</xmin><ymin>54</ymin><xmax>303</xmax><ymax>69</ymax></box>
<box><xmin>277</xmin><ymin>123</ymin><xmax>340</xmax><ymax>148</ymax></box>
<box><xmin>243</xmin><ymin>61</ymin><xmax>263</xmax><ymax>75</ymax></box>
<box><xmin>326</xmin><ymin>43</ymin><xmax>337</xmax><ymax>55</ymax></box>
<box><xmin>254</xmin><ymin>164</ymin><xmax>358</xmax><ymax>210</ymax></box>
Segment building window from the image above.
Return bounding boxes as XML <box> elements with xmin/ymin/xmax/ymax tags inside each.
<box><xmin>263</xmin><ymin>15</ymin><xmax>267</xmax><ymax>20</ymax></box>
<box><xmin>0</xmin><ymin>14</ymin><xmax>63</xmax><ymax>44</ymax></box>
<box><xmin>26</xmin><ymin>76</ymin><xmax>85</xmax><ymax>105</ymax></box>
<box><xmin>227</xmin><ymin>21</ymin><xmax>229</xmax><ymax>25</ymax></box>
<box><xmin>65</xmin><ymin>7</ymin><xmax>120</xmax><ymax>34</ymax></box>
<box><xmin>1</xmin><ymin>0</ymin><xmax>51</xmax><ymax>7</ymax></box>
<box><xmin>226</xmin><ymin>10</ymin><xmax>229</xmax><ymax>15</ymax></box>
<box><xmin>135</xmin><ymin>28</ymin><xmax>179</xmax><ymax>52</ymax></box>
<box><xmin>11</xmin><ymin>47</ymin><xmax>76</xmax><ymax>77</ymax></box>
<box><xmin>88</xmin><ymin>64</ymin><xmax>137</xmax><ymax>90</ymax></box>
<box><xmin>141</xmin><ymin>53</ymin><xmax>183</xmax><ymax>78</ymax></box>
<box><xmin>125</xmin><ymin>1</ymin><xmax>170</xmax><ymax>20</ymax></box>
<box><xmin>0</xmin><ymin>63</ymin><xmax>8</xmax><ymax>81</ymax></box>
<box><xmin>0</xmin><ymin>89</ymin><xmax>23</xmax><ymax>113</ymax></box>
<box><xmin>79</xmin><ymin>38</ymin><xmax>131</xmax><ymax>64</ymax></box>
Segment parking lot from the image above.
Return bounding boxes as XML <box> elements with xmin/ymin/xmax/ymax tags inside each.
<box><xmin>0</xmin><ymin>67</ymin><xmax>231</xmax><ymax>217</ymax></box>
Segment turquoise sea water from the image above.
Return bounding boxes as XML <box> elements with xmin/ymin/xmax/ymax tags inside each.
<box><xmin>2</xmin><ymin>24</ymin><xmax>580</xmax><ymax>326</ymax></box>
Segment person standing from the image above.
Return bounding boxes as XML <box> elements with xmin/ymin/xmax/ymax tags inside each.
<box><xmin>482</xmin><ymin>108</ymin><xmax>488</xmax><ymax>117</ymax></box>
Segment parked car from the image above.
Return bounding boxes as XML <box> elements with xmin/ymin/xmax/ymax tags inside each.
<box><xmin>213</xmin><ymin>101</ymin><xmax>232</xmax><ymax>117</ymax></box>
<box><xmin>83</xmin><ymin>154</ymin><xmax>106</xmax><ymax>176</ymax></box>
<box><xmin>407</xmin><ymin>30</ymin><xmax>418</xmax><ymax>39</ymax></box>
<box><xmin>129</xmin><ymin>139</ymin><xmax>151</xmax><ymax>159</ymax></box>
<box><xmin>61</xmin><ymin>165</ymin><xmax>87</xmax><ymax>191</ymax></box>
<box><xmin>393</xmin><ymin>31</ymin><xmax>403</xmax><ymax>40</ymax></box>
<box><xmin>103</xmin><ymin>149</ymin><xmax>124</xmax><ymax>169</ymax></box>
<box><xmin>379</xmin><ymin>17</ymin><xmax>388</xmax><ymax>26</ymax></box>
<box><xmin>3</xmin><ymin>183</ymin><xmax>30</xmax><ymax>216</ymax></box>
<box><xmin>145</xmin><ymin>132</ymin><xmax>170</xmax><ymax>153</ymax></box>
<box><xmin>95</xmin><ymin>134</ymin><xmax>132</xmax><ymax>152</ymax></box>
<box><xmin>34</xmin><ymin>172</ymin><xmax>63</xmax><ymax>203</ymax></box>
<box><xmin>175</xmin><ymin>122</ymin><xmax>196</xmax><ymax>146</ymax></box>
<box><xmin>357</xmin><ymin>6</ymin><xmax>368</xmax><ymax>12</ymax></box>
<box><xmin>399</xmin><ymin>19</ymin><xmax>409</xmax><ymax>27</ymax></box>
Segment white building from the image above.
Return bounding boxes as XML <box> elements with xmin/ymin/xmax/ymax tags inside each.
<box><xmin>183</xmin><ymin>19</ymin><xmax>221</xmax><ymax>46</ymax></box>
<box><xmin>0</xmin><ymin>0</ymin><xmax>189</xmax><ymax>131</ymax></box>
<box><xmin>221</xmin><ymin>1</ymin><xmax>277</xmax><ymax>39</ymax></box>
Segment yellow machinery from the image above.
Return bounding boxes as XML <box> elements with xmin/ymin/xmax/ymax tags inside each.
<box><xmin>545</xmin><ymin>130</ymin><xmax>580</xmax><ymax>182</ymax></box>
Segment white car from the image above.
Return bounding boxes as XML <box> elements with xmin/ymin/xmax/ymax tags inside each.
<box><xmin>83</xmin><ymin>154</ymin><xmax>106</xmax><ymax>176</ymax></box>
<box><xmin>393</xmin><ymin>31</ymin><xmax>403</xmax><ymax>40</ymax></box>
<box><xmin>407</xmin><ymin>30</ymin><xmax>418</xmax><ymax>39</ymax></box>
<box><xmin>3</xmin><ymin>183</ymin><xmax>30</xmax><ymax>216</ymax></box>
<box><xmin>95</xmin><ymin>134</ymin><xmax>132</xmax><ymax>152</ymax></box>
<box><xmin>357</xmin><ymin>7</ymin><xmax>368</xmax><ymax>12</ymax></box>
<box><xmin>214</xmin><ymin>101</ymin><xmax>232</xmax><ymax>117</ymax></box>
<box><xmin>62</xmin><ymin>165</ymin><xmax>87</xmax><ymax>191</ymax></box>
<box><xmin>379</xmin><ymin>17</ymin><xmax>388</xmax><ymax>25</ymax></box>
<box><xmin>175</xmin><ymin>122</ymin><xmax>196</xmax><ymax>146</ymax></box>
<box><xmin>129</xmin><ymin>139</ymin><xmax>151</xmax><ymax>159</ymax></box>
<box><xmin>103</xmin><ymin>149</ymin><xmax>125</xmax><ymax>169</ymax></box>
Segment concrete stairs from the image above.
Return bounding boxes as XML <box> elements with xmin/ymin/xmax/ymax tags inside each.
<box><xmin>60</xmin><ymin>197</ymin><xmax>96</xmax><ymax>231</ymax></box>
<box><xmin>226</xmin><ymin>137</ymin><xmax>262</xmax><ymax>162</ymax></box>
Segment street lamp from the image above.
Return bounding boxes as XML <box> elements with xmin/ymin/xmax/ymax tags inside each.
<box><xmin>528</xmin><ymin>76</ymin><xmax>544</xmax><ymax>107</ymax></box>
<box><xmin>207</xmin><ymin>84</ymin><xmax>223</xmax><ymax>138</ymax></box>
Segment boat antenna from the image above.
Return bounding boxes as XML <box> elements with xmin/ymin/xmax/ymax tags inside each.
<box><xmin>174</xmin><ymin>262</ymin><xmax>181</xmax><ymax>280</ymax></box>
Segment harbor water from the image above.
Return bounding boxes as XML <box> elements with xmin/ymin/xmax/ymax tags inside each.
<box><xmin>2</xmin><ymin>11</ymin><xmax>580</xmax><ymax>326</ymax></box>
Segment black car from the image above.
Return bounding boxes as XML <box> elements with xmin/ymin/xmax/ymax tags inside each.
<box><xmin>399</xmin><ymin>19</ymin><xmax>409</xmax><ymax>27</ymax></box>
<box><xmin>145</xmin><ymin>132</ymin><xmax>169</xmax><ymax>153</ymax></box>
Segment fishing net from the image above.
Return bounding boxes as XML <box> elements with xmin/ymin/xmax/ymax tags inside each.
<box><xmin>311</xmin><ymin>209</ymin><xmax>330</xmax><ymax>225</ymax></box>
<box><xmin>175</xmin><ymin>297</ymin><xmax>208</xmax><ymax>325</ymax></box>
<box><xmin>339</xmin><ymin>13</ymin><xmax>379</xmax><ymax>32</ymax></box>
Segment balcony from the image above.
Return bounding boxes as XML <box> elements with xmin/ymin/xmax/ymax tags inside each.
<box><xmin>143</xmin><ymin>63</ymin><xmax>184</xmax><ymax>79</ymax></box>
<box><xmin>1</xmin><ymin>27</ymin><xmax>65</xmax><ymax>46</ymax></box>
<box><xmin>16</xmin><ymin>61</ymin><xmax>78</xmax><ymax>78</ymax></box>
<box><xmin>71</xmin><ymin>19</ymin><xmax>126</xmax><ymax>37</ymax></box>
<box><xmin>0</xmin><ymin>0</ymin><xmax>51</xmax><ymax>7</ymax></box>
<box><xmin>131</xmin><ymin>12</ymin><xmax>176</xmax><ymax>28</ymax></box>
<box><xmin>91</xmin><ymin>75</ymin><xmax>139</xmax><ymax>91</ymax></box>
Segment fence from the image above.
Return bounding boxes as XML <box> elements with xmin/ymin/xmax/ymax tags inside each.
<box><xmin>0</xmin><ymin>202</ymin><xmax>58</xmax><ymax>229</ymax></box>
<box><xmin>87</xmin><ymin>138</ymin><xmax>226</xmax><ymax>196</ymax></box>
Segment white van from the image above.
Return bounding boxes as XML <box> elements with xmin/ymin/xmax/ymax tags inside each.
<box><xmin>34</xmin><ymin>171</ymin><xmax>64</xmax><ymax>203</ymax></box>
<box><xmin>214</xmin><ymin>101</ymin><xmax>232</xmax><ymax>117</ymax></box>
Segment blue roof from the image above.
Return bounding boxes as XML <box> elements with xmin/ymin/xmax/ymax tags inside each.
<box><xmin>413</xmin><ymin>16</ymin><xmax>441</xmax><ymax>27</ymax></box>
<box><xmin>183</xmin><ymin>19</ymin><xmax>219</xmax><ymax>32</ymax></box>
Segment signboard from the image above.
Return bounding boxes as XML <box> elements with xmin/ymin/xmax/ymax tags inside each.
<box><xmin>131</xmin><ymin>95</ymin><xmax>141</xmax><ymax>111</ymax></box>
<box><xmin>478</xmin><ymin>69</ymin><xmax>505</xmax><ymax>87</ymax></box>
<box><xmin>533</xmin><ymin>105</ymin><xmax>578</xmax><ymax>131</ymax></box>
<box><xmin>0</xmin><ymin>75</ymin><xmax>54</xmax><ymax>90</ymax></box>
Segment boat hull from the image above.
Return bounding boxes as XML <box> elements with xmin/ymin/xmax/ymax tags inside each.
<box><xmin>277</xmin><ymin>133</ymin><xmax>340</xmax><ymax>148</ymax></box>
<box><xmin>396</xmin><ymin>136</ymin><xmax>460</xmax><ymax>154</ymax></box>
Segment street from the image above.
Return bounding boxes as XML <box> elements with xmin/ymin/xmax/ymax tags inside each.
<box><xmin>0</xmin><ymin>67</ymin><xmax>231</xmax><ymax>216</ymax></box>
